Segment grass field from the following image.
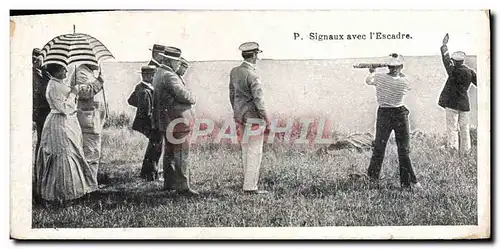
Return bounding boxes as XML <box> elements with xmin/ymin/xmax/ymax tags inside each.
<box><xmin>31</xmin><ymin>58</ymin><xmax>478</xmax><ymax>228</ymax></box>
<box><xmin>32</xmin><ymin>118</ymin><xmax>478</xmax><ymax>228</ymax></box>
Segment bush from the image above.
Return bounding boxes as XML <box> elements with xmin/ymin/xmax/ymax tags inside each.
<box><xmin>470</xmin><ymin>126</ymin><xmax>477</xmax><ymax>147</ymax></box>
<box><xmin>104</xmin><ymin>112</ymin><xmax>132</xmax><ymax>129</ymax></box>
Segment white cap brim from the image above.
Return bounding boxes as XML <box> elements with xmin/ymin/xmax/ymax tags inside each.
<box><xmin>159</xmin><ymin>53</ymin><xmax>182</xmax><ymax>60</ymax></box>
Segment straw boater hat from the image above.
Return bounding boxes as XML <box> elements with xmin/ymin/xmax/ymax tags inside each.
<box><xmin>149</xmin><ymin>44</ymin><xmax>166</xmax><ymax>52</ymax></box>
<box><xmin>386</xmin><ymin>53</ymin><xmax>404</xmax><ymax>66</ymax></box>
<box><xmin>238</xmin><ymin>42</ymin><xmax>263</xmax><ymax>54</ymax></box>
<box><xmin>159</xmin><ymin>46</ymin><xmax>182</xmax><ymax>60</ymax></box>
<box><xmin>451</xmin><ymin>51</ymin><xmax>466</xmax><ymax>61</ymax></box>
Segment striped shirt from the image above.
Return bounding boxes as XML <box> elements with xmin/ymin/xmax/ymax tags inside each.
<box><xmin>366</xmin><ymin>72</ymin><xmax>411</xmax><ymax>108</ymax></box>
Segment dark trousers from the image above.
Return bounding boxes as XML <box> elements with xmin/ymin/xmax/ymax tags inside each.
<box><xmin>163</xmin><ymin>130</ymin><xmax>191</xmax><ymax>190</ymax></box>
<box><xmin>367</xmin><ymin>106</ymin><xmax>417</xmax><ymax>187</ymax></box>
<box><xmin>140</xmin><ymin>130</ymin><xmax>163</xmax><ymax>181</ymax></box>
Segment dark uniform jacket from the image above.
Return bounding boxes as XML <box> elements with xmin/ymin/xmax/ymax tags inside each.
<box><xmin>152</xmin><ymin>65</ymin><xmax>196</xmax><ymax>132</ymax></box>
<box><xmin>438</xmin><ymin>45</ymin><xmax>477</xmax><ymax>112</ymax></box>
<box><xmin>229</xmin><ymin>62</ymin><xmax>267</xmax><ymax>123</ymax></box>
<box><xmin>129</xmin><ymin>81</ymin><xmax>154</xmax><ymax>137</ymax></box>
<box><xmin>33</xmin><ymin>66</ymin><xmax>51</xmax><ymax>123</ymax></box>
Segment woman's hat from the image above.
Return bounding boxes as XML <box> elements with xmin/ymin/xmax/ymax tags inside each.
<box><xmin>451</xmin><ymin>51</ymin><xmax>466</xmax><ymax>61</ymax></box>
<box><xmin>386</xmin><ymin>53</ymin><xmax>404</xmax><ymax>66</ymax></box>
<box><xmin>159</xmin><ymin>46</ymin><xmax>182</xmax><ymax>60</ymax></box>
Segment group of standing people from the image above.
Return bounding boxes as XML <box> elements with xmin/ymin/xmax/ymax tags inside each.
<box><xmin>32</xmin><ymin>49</ymin><xmax>107</xmax><ymax>203</ymax></box>
<box><xmin>127</xmin><ymin>42</ymin><xmax>271</xmax><ymax>195</ymax></box>
<box><xmin>32</xmin><ymin>33</ymin><xmax>477</xmax><ymax>204</ymax></box>
<box><xmin>128</xmin><ymin>44</ymin><xmax>198</xmax><ymax>195</ymax></box>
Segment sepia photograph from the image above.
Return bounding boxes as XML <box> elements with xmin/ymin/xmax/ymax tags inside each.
<box><xmin>9</xmin><ymin>9</ymin><xmax>490</xmax><ymax>239</ymax></box>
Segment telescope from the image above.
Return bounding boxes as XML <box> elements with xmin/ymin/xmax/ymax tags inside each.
<box><xmin>352</xmin><ymin>63</ymin><xmax>387</xmax><ymax>69</ymax></box>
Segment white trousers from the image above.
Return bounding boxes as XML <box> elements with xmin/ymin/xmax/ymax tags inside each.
<box><xmin>241</xmin><ymin>137</ymin><xmax>264</xmax><ymax>191</ymax></box>
<box><xmin>445</xmin><ymin>108</ymin><xmax>471</xmax><ymax>152</ymax></box>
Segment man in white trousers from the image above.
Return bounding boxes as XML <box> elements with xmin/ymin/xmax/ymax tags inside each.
<box><xmin>438</xmin><ymin>33</ymin><xmax>477</xmax><ymax>153</ymax></box>
<box><xmin>229</xmin><ymin>42</ymin><xmax>270</xmax><ymax>194</ymax></box>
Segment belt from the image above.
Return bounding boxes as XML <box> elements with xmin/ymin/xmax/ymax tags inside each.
<box><xmin>50</xmin><ymin>110</ymin><xmax>77</xmax><ymax>115</ymax></box>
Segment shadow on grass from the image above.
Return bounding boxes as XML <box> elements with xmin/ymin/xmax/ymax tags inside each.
<box><xmin>33</xmin><ymin>180</ymin><xmax>236</xmax><ymax>212</ymax></box>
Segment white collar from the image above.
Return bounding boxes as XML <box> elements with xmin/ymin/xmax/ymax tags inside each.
<box><xmin>151</xmin><ymin>59</ymin><xmax>160</xmax><ymax>66</ymax></box>
<box><xmin>141</xmin><ymin>81</ymin><xmax>154</xmax><ymax>90</ymax></box>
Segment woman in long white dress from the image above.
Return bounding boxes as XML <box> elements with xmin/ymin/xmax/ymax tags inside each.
<box><xmin>34</xmin><ymin>63</ymin><xmax>98</xmax><ymax>203</ymax></box>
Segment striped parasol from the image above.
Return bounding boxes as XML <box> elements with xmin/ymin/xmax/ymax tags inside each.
<box><xmin>41</xmin><ymin>28</ymin><xmax>114</xmax><ymax>68</ymax></box>
<box><xmin>40</xmin><ymin>26</ymin><xmax>114</xmax><ymax>127</ymax></box>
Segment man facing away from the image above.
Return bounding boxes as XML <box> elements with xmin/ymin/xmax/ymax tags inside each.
<box><xmin>148</xmin><ymin>44</ymin><xmax>165</xmax><ymax>68</ymax></box>
<box><xmin>438</xmin><ymin>33</ymin><xmax>477</xmax><ymax>154</ymax></box>
<box><xmin>67</xmin><ymin>63</ymin><xmax>106</xmax><ymax>183</ymax></box>
<box><xmin>229</xmin><ymin>42</ymin><xmax>270</xmax><ymax>194</ymax></box>
<box><xmin>365</xmin><ymin>53</ymin><xmax>422</xmax><ymax>191</ymax></box>
<box><xmin>128</xmin><ymin>66</ymin><xmax>159</xmax><ymax>181</ymax></box>
<box><xmin>176</xmin><ymin>57</ymin><xmax>189</xmax><ymax>78</ymax></box>
<box><xmin>32</xmin><ymin>48</ymin><xmax>50</xmax><ymax>164</ymax></box>
<box><xmin>152</xmin><ymin>47</ymin><xmax>198</xmax><ymax>196</ymax></box>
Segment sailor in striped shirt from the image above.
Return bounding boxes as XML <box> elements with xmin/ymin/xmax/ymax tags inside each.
<box><xmin>365</xmin><ymin>53</ymin><xmax>422</xmax><ymax>191</ymax></box>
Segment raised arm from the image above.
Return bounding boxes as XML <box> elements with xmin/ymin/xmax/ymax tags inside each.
<box><xmin>76</xmin><ymin>70</ymin><xmax>104</xmax><ymax>99</ymax></box>
<box><xmin>440</xmin><ymin>45</ymin><xmax>454</xmax><ymax>76</ymax></box>
<box><xmin>440</xmin><ymin>33</ymin><xmax>453</xmax><ymax>76</ymax></box>
<box><xmin>46</xmin><ymin>83</ymin><xmax>78</xmax><ymax>115</ymax></box>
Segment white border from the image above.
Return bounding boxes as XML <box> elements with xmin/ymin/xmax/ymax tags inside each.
<box><xmin>6</xmin><ymin>1</ymin><xmax>493</xmax><ymax>242</ymax></box>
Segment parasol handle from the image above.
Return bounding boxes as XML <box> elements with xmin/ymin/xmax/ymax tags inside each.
<box><xmin>99</xmin><ymin>66</ymin><xmax>109</xmax><ymax>120</ymax></box>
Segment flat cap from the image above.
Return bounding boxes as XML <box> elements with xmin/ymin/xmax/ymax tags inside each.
<box><xmin>32</xmin><ymin>48</ymin><xmax>42</xmax><ymax>57</ymax></box>
<box><xmin>140</xmin><ymin>65</ymin><xmax>156</xmax><ymax>73</ymax></box>
<box><xmin>238</xmin><ymin>42</ymin><xmax>263</xmax><ymax>54</ymax></box>
<box><xmin>180</xmin><ymin>57</ymin><xmax>189</xmax><ymax>67</ymax></box>
<box><xmin>386</xmin><ymin>53</ymin><xmax>404</xmax><ymax>66</ymax></box>
<box><xmin>451</xmin><ymin>51</ymin><xmax>466</xmax><ymax>61</ymax></box>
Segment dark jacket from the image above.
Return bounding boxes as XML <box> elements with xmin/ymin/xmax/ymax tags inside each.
<box><xmin>229</xmin><ymin>62</ymin><xmax>267</xmax><ymax>123</ymax></box>
<box><xmin>438</xmin><ymin>45</ymin><xmax>477</xmax><ymax>112</ymax></box>
<box><xmin>152</xmin><ymin>65</ymin><xmax>196</xmax><ymax>132</ymax></box>
<box><xmin>129</xmin><ymin>81</ymin><xmax>154</xmax><ymax>137</ymax></box>
<box><xmin>32</xmin><ymin>66</ymin><xmax>51</xmax><ymax>123</ymax></box>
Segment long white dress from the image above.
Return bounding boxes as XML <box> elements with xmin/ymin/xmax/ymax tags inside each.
<box><xmin>35</xmin><ymin>77</ymin><xmax>98</xmax><ymax>201</ymax></box>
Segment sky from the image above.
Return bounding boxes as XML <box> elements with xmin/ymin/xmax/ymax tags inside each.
<box><xmin>10</xmin><ymin>10</ymin><xmax>489</xmax><ymax>62</ymax></box>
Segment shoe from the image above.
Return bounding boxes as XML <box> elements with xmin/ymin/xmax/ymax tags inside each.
<box><xmin>412</xmin><ymin>182</ymin><xmax>423</xmax><ymax>190</ymax></box>
<box><xmin>368</xmin><ymin>177</ymin><xmax>380</xmax><ymax>189</ymax></box>
<box><xmin>145</xmin><ymin>172</ymin><xmax>158</xmax><ymax>182</ymax></box>
<box><xmin>178</xmin><ymin>189</ymin><xmax>200</xmax><ymax>196</ymax></box>
<box><xmin>401</xmin><ymin>182</ymin><xmax>423</xmax><ymax>191</ymax></box>
<box><xmin>244</xmin><ymin>190</ymin><xmax>270</xmax><ymax>195</ymax></box>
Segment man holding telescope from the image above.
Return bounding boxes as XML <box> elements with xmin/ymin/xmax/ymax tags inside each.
<box><xmin>363</xmin><ymin>53</ymin><xmax>422</xmax><ymax>191</ymax></box>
